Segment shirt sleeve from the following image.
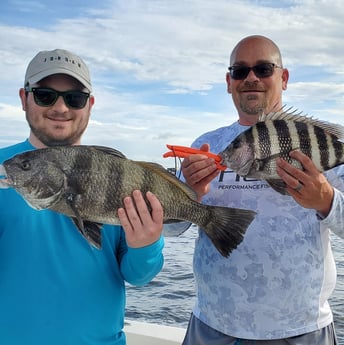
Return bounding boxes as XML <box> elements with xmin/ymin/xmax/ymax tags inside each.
<box><xmin>320</xmin><ymin>166</ymin><xmax>344</xmax><ymax>238</ymax></box>
<box><xmin>119</xmin><ymin>235</ymin><xmax>164</xmax><ymax>286</ymax></box>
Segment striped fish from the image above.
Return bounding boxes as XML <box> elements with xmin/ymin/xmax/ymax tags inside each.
<box><xmin>218</xmin><ymin>108</ymin><xmax>344</xmax><ymax>194</ymax></box>
<box><xmin>0</xmin><ymin>145</ymin><xmax>256</xmax><ymax>257</ymax></box>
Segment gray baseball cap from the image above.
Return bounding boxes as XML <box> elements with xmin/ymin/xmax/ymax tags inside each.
<box><xmin>24</xmin><ymin>49</ymin><xmax>92</xmax><ymax>91</ymax></box>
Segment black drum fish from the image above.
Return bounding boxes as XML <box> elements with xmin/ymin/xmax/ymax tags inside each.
<box><xmin>0</xmin><ymin>145</ymin><xmax>256</xmax><ymax>257</ymax></box>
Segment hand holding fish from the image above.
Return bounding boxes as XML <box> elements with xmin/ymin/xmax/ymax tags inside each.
<box><xmin>181</xmin><ymin>143</ymin><xmax>220</xmax><ymax>201</ymax></box>
<box><xmin>118</xmin><ymin>190</ymin><xmax>164</xmax><ymax>248</ymax></box>
<box><xmin>276</xmin><ymin>150</ymin><xmax>334</xmax><ymax>217</ymax></box>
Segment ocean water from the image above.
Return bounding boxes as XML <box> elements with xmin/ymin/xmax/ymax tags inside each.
<box><xmin>125</xmin><ymin>225</ymin><xmax>344</xmax><ymax>343</ymax></box>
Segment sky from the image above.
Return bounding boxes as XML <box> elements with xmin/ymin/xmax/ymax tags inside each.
<box><xmin>0</xmin><ymin>0</ymin><xmax>343</xmax><ymax>167</ymax></box>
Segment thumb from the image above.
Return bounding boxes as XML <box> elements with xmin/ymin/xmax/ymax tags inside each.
<box><xmin>199</xmin><ymin>143</ymin><xmax>210</xmax><ymax>153</ymax></box>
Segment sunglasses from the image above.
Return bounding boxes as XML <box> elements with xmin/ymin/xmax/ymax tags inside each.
<box><xmin>228</xmin><ymin>62</ymin><xmax>282</xmax><ymax>80</ymax></box>
<box><xmin>25</xmin><ymin>87</ymin><xmax>90</xmax><ymax>109</ymax></box>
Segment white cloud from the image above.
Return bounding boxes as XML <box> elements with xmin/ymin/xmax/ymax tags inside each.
<box><xmin>0</xmin><ymin>0</ymin><xmax>343</xmax><ymax>165</ymax></box>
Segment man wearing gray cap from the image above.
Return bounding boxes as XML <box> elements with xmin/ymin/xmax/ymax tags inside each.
<box><xmin>22</xmin><ymin>49</ymin><xmax>93</xmax><ymax>147</ymax></box>
<box><xmin>0</xmin><ymin>49</ymin><xmax>165</xmax><ymax>345</ymax></box>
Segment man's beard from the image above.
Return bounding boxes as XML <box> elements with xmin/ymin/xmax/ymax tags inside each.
<box><xmin>239</xmin><ymin>81</ymin><xmax>267</xmax><ymax>115</ymax></box>
<box><xmin>27</xmin><ymin>121</ymin><xmax>87</xmax><ymax>147</ymax></box>
<box><xmin>240</xmin><ymin>97</ymin><xmax>266</xmax><ymax>116</ymax></box>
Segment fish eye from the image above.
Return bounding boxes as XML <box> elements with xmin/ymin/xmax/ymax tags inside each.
<box><xmin>231</xmin><ymin>139</ymin><xmax>241</xmax><ymax>149</ymax></box>
<box><xmin>21</xmin><ymin>160</ymin><xmax>31</xmax><ymax>170</ymax></box>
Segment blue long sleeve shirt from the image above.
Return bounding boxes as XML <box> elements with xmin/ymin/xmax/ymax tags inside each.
<box><xmin>0</xmin><ymin>140</ymin><xmax>164</xmax><ymax>345</ymax></box>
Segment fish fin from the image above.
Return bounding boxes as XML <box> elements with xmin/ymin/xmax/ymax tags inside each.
<box><xmin>259</xmin><ymin>106</ymin><xmax>344</xmax><ymax>140</ymax></box>
<box><xmin>0</xmin><ymin>181</ymin><xmax>11</xmax><ymax>189</ymax></box>
<box><xmin>253</xmin><ymin>156</ymin><xmax>275</xmax><ymax>171</ymax></box>
<box><xmin>202</xmin><ymin>206</ymin><xmax>256</xmax><ymax>257</ymax></box>
<box><xmin>252</xmin><ymin>150</ymin><xmax>287</xmax><ymax>172</ymax></box>
<box><xmin>162</xmin><ymin>221</ymin><xmax>192</xmax><ymax>237</ymax></box>
<box><xmin>266</xmin><ymin>179</ymin><xmax>289</xmax><ymax>195</ymax></box>
<box><xmin>135</xmin><ymin>161</ymin><xmax>198</xmax><ymax>201</ymax></box>
<box><xmin>88</xmin><ymin>145</ymin><xmax>127</xmax><ymax>159</ymax></box>
<box><xmin>258</xmin><ymin>105</ymin><xmax>301</xmax><ymax>122</ymax></box>
<box><xmin>65</xmin><ymin>191</ymin><xmax>102</xmax><ymax>249</ymax></box>
<box><xmin>71</xmin><ymin>218</ymin><xmax>103</xmax><ymax>249</ymax></box>
<box><xmin>0</xmin><ymin>166</ymin><xmax>11</xmax><ymax>189</ymax></box>
<box><xmin>164</xmin><ymin>218</ymin><xmax>186</xmax><ymax>224</ymax></box>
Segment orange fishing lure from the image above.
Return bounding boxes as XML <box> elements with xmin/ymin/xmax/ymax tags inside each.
<box><xmin>163</xmin><ymin>144</ymin><xmax>227</xmax><ymax>171</ymax></box>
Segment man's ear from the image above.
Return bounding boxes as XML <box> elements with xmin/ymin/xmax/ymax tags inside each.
<box><xmin>19</xmin><ymin>88</ymin><xmax>27</xmax><ymax>111</ymax></box>
<box><xmin>226</xmin><ymin>72</ymin><xmax>232</xmax><ymax>94</ymax></box>
<box><xmin>282</xmin><ymin>68</ymin><xmax>289</xmax><ymax>91</ymax></box>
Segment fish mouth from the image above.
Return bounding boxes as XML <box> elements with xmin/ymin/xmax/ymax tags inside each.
<box><xmin>218</xmin><ymin>153</ymin><xmax>253</xmax><ymax>176</ymax></box>
<box><xmin>0</xmin><ymin>164</ymin><xmax>12</xmax><ymax>189</ymax></box>
<box><xmin>218</xmin><ymin>152</ymin><xmax>230</xmax><ymax>167</ymax></box>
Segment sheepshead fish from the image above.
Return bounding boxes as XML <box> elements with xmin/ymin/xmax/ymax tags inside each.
<box><xmin>219</xmin><ymin>108</ymin><xmax>344</xmax><ymax>194</ymax></box>
<box><xmin>0</xmin><ymin>145</ymin><xmax>256</xmax><ymax>257</ymax></box>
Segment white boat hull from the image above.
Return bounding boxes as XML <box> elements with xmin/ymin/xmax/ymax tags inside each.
<box><xmin>125</xmin><ymin>320</ymin><xmax>186</xmax><ymax>345</ymax></box>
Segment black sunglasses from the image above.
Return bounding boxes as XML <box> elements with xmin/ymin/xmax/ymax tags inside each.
<box><xmin>25</xmin><ymin>87</ymin><xmax>90</xmax><ymax>109</ymax></box>
<box><xmin>228</xmin><ymin>62</ymin><xmax>282</xmax><ymax>80</ymax></box>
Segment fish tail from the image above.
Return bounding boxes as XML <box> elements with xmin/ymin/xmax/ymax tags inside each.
<box><xmin>71</xmin><ymin>218</ymin><xmax>103</xmax><ymax>249</ymax></box>
<box><xmin>202</xmin><ymin>206</ymin><xmax>256</xmax><ymax>257</ymax></box>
